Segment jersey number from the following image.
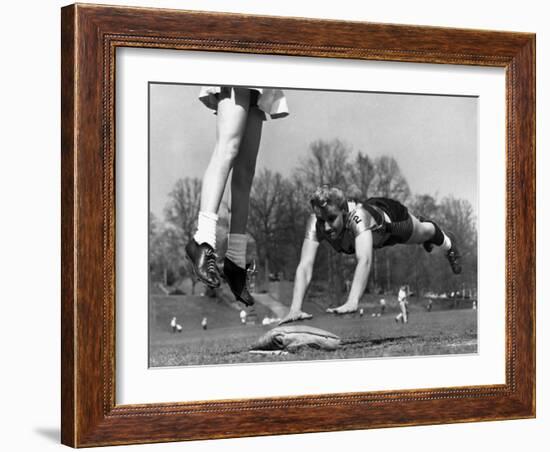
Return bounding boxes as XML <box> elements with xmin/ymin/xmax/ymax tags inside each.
<box><xmin>352</xmin><ymin>215</ymin><xmax>362</xmax><ymax>224</ymax></box>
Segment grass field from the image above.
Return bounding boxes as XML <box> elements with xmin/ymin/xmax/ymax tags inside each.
<box><xmin>149</xmin><ymin>293</ymin><xmax>477</xmax><ymax>367</ymax></box>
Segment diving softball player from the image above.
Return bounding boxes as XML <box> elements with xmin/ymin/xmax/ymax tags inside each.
<box><xmin>279</xmin><ymin>185</ymin><xmax>461</xmax><ymax>324</ymax></box>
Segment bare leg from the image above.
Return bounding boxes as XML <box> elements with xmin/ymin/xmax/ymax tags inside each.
<box><xmin>200</xmin><ymin>88</ymin><xmax>251</xmax><ymax>214</ymax></box>
<box><xmin>186</xmin><ymin>88</ymin><xmax>251</xmax><ymax>289</ymax></box>
<box><xmin>405</xmin><ymin>213</ymin><xmax>436</xmax><ymax>245</ymax></box>
<box><xmin>229</xmin><ymin>107</ymin><xmax>264</xmax><ymax>233</ymax></box>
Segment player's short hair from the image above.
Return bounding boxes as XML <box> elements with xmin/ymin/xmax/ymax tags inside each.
<box><xmin>346</xmin><ymin>184</ymin><xmax>363</xmax><ymax>203</ymax></box>
<box><xmin>310</xmin><ymin>185</ymin><xmax>347</xmax><ymax>212</ymax></box>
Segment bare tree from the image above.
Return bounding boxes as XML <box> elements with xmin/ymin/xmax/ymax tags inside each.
<box><xmin>438</xmin><ymin>196</ymin><xmax>478</xmax><ymax>292</ymax></box>
<box><xmin>163</xmin><ymin>177</ymin><xmax>202</xmax><ymax>293</ymax></box>
<box><xmin>370</xmin><ymin>156</ymin><xmax>411</xmax><ymax>202</ymax></box>
<box><xmin>349</xmin><ymin>152</ymin><xmax>375</xmax><ymax>199</ymax></box>
<box><xmin>277</xmin><ymin>176</ymin><xmax>310</xmax><ymax>271</ymax></box>
<box><xmin>298</xmin><ymin>139</ymin><xmax>352</xmax><ymax>191</ymax></box>
<box><xmin>149</xmin><ymin>221</ymin><xmax>185</xmax><ymax>288</ymax></box>
<box><xmin>248</xmin><ymin>169</ymin><xmax>284</xmax><ymax>286</ymax></box>
<box><xmin>164</xmin><ymin>178</ymin><xmax>202</xmax><ymax>241</ymax></box>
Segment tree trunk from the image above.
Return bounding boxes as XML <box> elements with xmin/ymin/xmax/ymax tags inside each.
<box><xmin>372</xmin><ymin>252</ymin><xmax>377</xmax><ymax>292</ymax></box>
<box><xmin>386</xmin><ymin>254</ymin><xmax>391</xmax><ymax>292</ymax></box>
<box><xmin>264</xmin><ymin>255</ymin><xmax>270</xmax><ymax>287</ymax></box>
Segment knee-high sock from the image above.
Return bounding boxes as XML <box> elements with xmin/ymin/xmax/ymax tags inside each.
<box><xmin>423</xmin><ymin>219</ymin><xmax>452</xmax><ymax>252</ymax></box>
<box><xmin>226</xmin><ymin>233</ymin><xmax>247</xmax><ymax>269</ymax></box>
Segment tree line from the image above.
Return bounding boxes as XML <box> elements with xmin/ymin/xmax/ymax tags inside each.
<box><xmin>150</xmin><ymin>139</ymin><xmax>477</xmax><ymax>299</ymax></box>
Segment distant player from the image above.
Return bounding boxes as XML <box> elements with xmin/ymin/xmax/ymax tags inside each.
<box><xmin>240</xmin><ymin>309</ymin><xmax>247</xmax><ymax>324</ymax></box>
<box><xmin>279</xmin><ymin>185</ymin><xmax>461</xmax><ymax>324</ymax></box>
<box><xmin>170</xmin><ymin>316</ymin><xmax>177</xmax><ymax>333</ymax></box>
<box><xmin>176</xmin><ymin>323</ymin><xmax>183</xmax><ymax>333</ymax></box>
<box><xmin>201</xmin><ymin>317</ymin><xmax>208</xmax><ymax>330</ymax></box>
<box><xmin>379</xmin><ymin>298</ymin><xmax>387</xmax><ymax>315</ymax></box>
<box><xmin>426</xmin><ymin>298</ymin><xmax>433</xmax><ymax>312</ymax></box>
<box><xmin>395</xmin><ymin>285</ymin><xmax>409</xmax><ymax>323</ymax></box>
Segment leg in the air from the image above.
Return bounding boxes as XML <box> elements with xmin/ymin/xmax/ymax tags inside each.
<box><xmin>223</xmin><ymin>105</ymin><xmax>264</xmax><ymax>306</ymax></box>
<box><xmin>407</xmin><ymin>214</ymin><xmax>461</xmax><ymax>274</ymax></box>
<box><xmin>186</xmin><ymin>88</ymin><xmax>251</xmax><ymax>288</ymax></box>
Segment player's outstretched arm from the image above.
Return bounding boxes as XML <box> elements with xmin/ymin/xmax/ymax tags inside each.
<box><xmin>327</xmin><ymin>230</ymin><xmax>373</xmax><ymax>315</ymax></box>
<box><xmin>279</xmin><ymin>239</ymin><xmax>319</xmax><ymax>325</ymax></box>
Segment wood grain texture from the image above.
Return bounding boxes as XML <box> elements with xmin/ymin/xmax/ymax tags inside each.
<box><xmin>60</xmin><ymin>5</ymin><xmax>76</xmax><ymax>447</ymax></box>
<box><xmin>60</xmin><ymin>3</ymin><xmax>536</xmax><ymax>447</ymax></box>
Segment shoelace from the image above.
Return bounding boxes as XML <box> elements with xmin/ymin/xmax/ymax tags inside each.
<box><xmin>205</xmin><ymin>249</ymin><xmax>218</xmax><ymax>275</ymax></box>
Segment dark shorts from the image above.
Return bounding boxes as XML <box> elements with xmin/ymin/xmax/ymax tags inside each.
<box><xmin>219</xmin><ymin>86</ymin><xmax>261</xmax><ymax>108</ymax></box>
<box><xmin>216</xmin><ymin>87</ymin><xmax>266</xmax><ymax>120</ymax></box>
<box><xmin>365</xmin><ymin>197</ymin><xmax>414</xmax><ymax>247</ymax></box>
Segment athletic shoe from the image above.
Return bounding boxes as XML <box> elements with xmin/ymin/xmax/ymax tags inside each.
<box><xmin>223</xmin><ymin>257</ymin><xmax>255</xmax><ymax>306</ymax></box>
<box><xmin>423</xmin><ymin>242</ymin><xmax>434</xmax><ymax>253</ymax></box>
<box><xmin>185</xmin><ymin>239</ymin><xmax>220</xmax><ymax>288</ymax></box>
<box><xmin>445</xmin><ymin>233</ymin><xmax>462</xmax><ymax>275</ymax></box>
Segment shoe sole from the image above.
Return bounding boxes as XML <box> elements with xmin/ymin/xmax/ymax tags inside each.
<box><xmin>220</xmin><ymin>270</ymin><xmax>255</xmax><ymax>307</ymax></box>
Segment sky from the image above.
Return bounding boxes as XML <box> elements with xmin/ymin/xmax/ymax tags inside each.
<box><xmin>149</xmin><ymin>84</ymin><xmax>478</xmax><ymax>220</ymax></box>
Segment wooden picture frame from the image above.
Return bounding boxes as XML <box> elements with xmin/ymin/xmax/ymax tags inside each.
<box><xmin>61</xmin><ymin>3</ymin><xmax>535</xmax><ymax>447</ymax></box>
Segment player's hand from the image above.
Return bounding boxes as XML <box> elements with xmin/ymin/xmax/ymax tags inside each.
<box><xmin>278</xmin><ymin>310</ymin><xmax>313</xmax><ymax>325</ymax></box>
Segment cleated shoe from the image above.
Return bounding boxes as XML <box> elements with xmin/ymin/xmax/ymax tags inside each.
<box><xmin>423</xmin><ymin>241</ymin><xmax>434</xmax><ymax>253</ymax></box>
<box><xmin>185</xmin><ymin>239</ymin><xmax>220</xmax><ymax>288</ymax></box>
<box><xmin>445</xmin><ymin>233</ymin><xmax>462</xmax><ymax>275</ymax></box>
<box><xmin>223</xmin><ymin>257</ymin><xmax>255</xmax><ymax>306</ymax></box>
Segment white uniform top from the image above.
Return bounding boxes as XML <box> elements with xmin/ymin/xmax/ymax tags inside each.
<box><xmin>398</xmin><ymin>289</ymin><xmax>407</xmax><ymax>302</ymax></box>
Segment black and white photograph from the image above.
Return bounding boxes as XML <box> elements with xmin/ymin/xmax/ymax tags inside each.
<box><xmin>148</xmin><ymin>83</ymin><xmax>478</xmax><ymax>367</ymax></box>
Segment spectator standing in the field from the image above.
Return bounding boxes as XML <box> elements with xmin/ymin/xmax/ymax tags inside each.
<box><xmin>379</xmin><ymin>298</ymin><xmax>387</xmax><ymax>315</ymax></box>
<box><xmin>395</xmin><ymin>286</ymin><xmax>409</xmax><ymax>323</ymax></box>
<box><xmin>426</xmin><ymin>298</ymin><xmax>433</xmax><ymax>312</ymax></box>
<box><xmin>170</xmin><ymin>316</ymin><xmax>177</xmax><ymax>333</ymax></box>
